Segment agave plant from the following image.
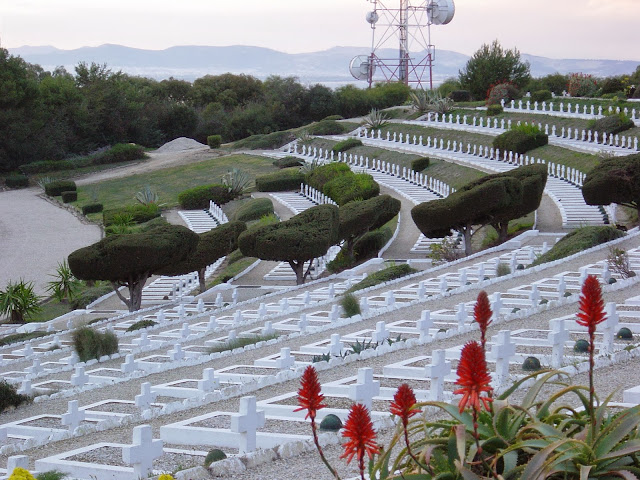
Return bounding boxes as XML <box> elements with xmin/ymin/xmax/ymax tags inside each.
<box><xmin>36</xmin><ymin>176</ymin><xmax>54</xmax><ymax>191</ymax></box>
<box><xmin>221</xmin><ymin>168</ymin><xmax>252</xmax><ymax>197</ymax></box>
<box><xmin>410</xmin><ymin>90</ymin><xmax>431</xmax><ymax>114</ymax></box>
<box><xmin>135</xmin><ymin>185</ymin><xmax>160</xmax><ymax>206</ymax></box>
<box><xmin>361</xmin><ymin>109</ymin><xmax>391</xmax><ymax>129</ymax></box>
<box><xmin>299</xmin><ymin>157</ymin><xmax>322</xmax><ymax>175</ymax></box>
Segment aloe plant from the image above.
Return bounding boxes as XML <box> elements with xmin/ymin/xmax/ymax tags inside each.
<box><xmin>361</xmin><ymin>109</ymin><xmax>390</xmax><ymax>129</ymax></box>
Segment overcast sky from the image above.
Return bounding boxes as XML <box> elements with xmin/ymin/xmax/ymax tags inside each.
<box><xmin>1</xmin><ymin>0</ymin><xmax>639</xmax><ymax>60</ymax></box>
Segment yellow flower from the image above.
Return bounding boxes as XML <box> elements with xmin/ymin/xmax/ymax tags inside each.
<box><xmin>8</xmin><ymin>467</ymin><xmax>36</xmax><ymax>480</ymax></box>
<box><xmin>158</xmin><ymin>474</ymin><xmax>175</xmax><ymax>480</ymax></box>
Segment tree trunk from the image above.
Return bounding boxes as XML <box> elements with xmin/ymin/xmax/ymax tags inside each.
<box><xmin>496</xmin><ymin>222</ymin><xmax>509</xmax><ymax>244</ymax></box>
<box><xmin>198</xmin><ymin>268</ymin><xmax>206</xmax><ymax>294</ymax></box>
<box><xmin>289</xmin><ymin>260</ymin><xmax>305</xmax><ymax>285</ymax></box>
<box><xmin>11</xmin><ymin>310</ymin><xmax>24</xmax><ymax>324</ymax></box>
<box><xmin>111</xmin><ymin>272</ymin><xmax>150</xmax><ymax>312</ymax></box>
<box><xmin>462</xmin><ymin>226</ymin><xmax>473</xmax><ymax>256</ymax></box>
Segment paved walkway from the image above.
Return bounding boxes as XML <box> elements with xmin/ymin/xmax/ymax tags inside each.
<box><xmin>0</xmin><ymin>188</ymin><xmax>102</xmax><ymax>297</ymax></box>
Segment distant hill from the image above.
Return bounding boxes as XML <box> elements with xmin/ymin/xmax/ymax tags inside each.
<box><xmin>8</xmin><ymin>44</ymin><xmax>640</xmax><ymax>86</ymax></box>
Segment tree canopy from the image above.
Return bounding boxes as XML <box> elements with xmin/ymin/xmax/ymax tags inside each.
<box><xmin>238</xmin><ymin>204</ymin><xmax>340</xmax><ymax>284</ymax></box>
<box><xmin>582</xmin><ymin>153</ymin><xmax>640</xmax><ymax>217</ymax></box>
<box><xmin>458</xmin><ymin>40</ymin><xmax>531</xmax><ymax>100</ymax></box>
<box><xmin>157</xmin><ymin>221</ymin><xmax>246</xmax><ymax>293</ymax></box>
<box><xmin>68</xmin><ymin>224</ymin><xmax>199</xmax><ymax>311</ymax></box>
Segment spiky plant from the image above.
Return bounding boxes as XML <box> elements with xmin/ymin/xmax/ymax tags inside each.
<box><xmin>221</xmin><ymin>168</ymin><xmax>252</xmax><ymax>197</ymax></box>
<box><xmin>135</xmin><ymin>185</ymin><xmax>160</xmax><ymax>206</ymax></box>
<box><xmin>361</xmin><ymin>109</ymin><xmax>390</xmax><ymax>129</ymax></box>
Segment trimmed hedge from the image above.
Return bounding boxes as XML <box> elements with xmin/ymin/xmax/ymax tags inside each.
<box><xmin>82</xmin><ymin>203</ymin><xmax>104</xmax><ymax>215</ymax></box>
<box><xmin>353</xmin><ymin>228</ymin><xmax>391</xmax><ymax>260</ymax></box>
<box><xmin>486</xmin><ymin>104</ymin><xmax>504</xmax><ymax>116</ymax></box>
<box><xmin>306</xmin><ymin>120</ymin><xmax>345</xmax><ymax>135</ymax></box>
<box><xmin>582</xmin><ymin>153</ymin><xmax>640</xmax><ymax>212</ymax></box>
<box><xmin>5</xmin><ymin>174</ymin><xmax>29</xmax><ymax>188</ymax></box>
<box><xmin>449</xmin><ymin>90</ymin><xmax>471</xmax><ymax>102</ymax></box>
<box><xmin>493</xmin><ymin>129</ymin><xmax>548</xmax><ymax>154</ymax></box>
<box><xmin>207</xmin><ymin>135</ymin><xmax>222</xmax><ymax>149</ymax></box>
<box><xmin>45</xmin><ymin>180</ymin><xmax>76</xmax><ymax>196</ymax></box>
<box><xmin>21</xmin><ymin>144</ymin><xmax>146</xmax><ymax>174</ymax></box>
<box><xmin>306</xmin><ymin>162</ymin><xmax>351</xmax><ymax>191</ymax></box>
<box><xmin>103</xmin><ymin>204</ymin><xmax>161</xmax><ymax>226</ymax></box>
<box><xmin>346</xmin><ymin>264</ymin><xmax>417</xmax><ymax>293</ymax></box>
<box><xmin>588</xmin><ymin>114</ymin><xmax>635</xmax><ymax>136</ymax></box>
<box><xmin>233</xmin><ymin>198</ymin><xmax>274</xmax><ymax>222</ymax></box>
<box><xmin>273</xmin><ymin>156</ymin><xmax>304</xmax><ymax>169</ymax></box>
<box><xmin>411</xmin><ymin>157</ymin><xmax>430</xmax><ymax>172</ymax></box>
<box><xmin>233</xmin><ymin>131</ymin><xmax>296</xmax><ymax>150</ymax></box>
<box><xmin>255</xmin><ymin>168</ymin><xmax>306</xmax><ymax>192</ymax></box>
<box><xmin>70</xmin><ymin>284</ymin><xmax>113</xmax><ymax>309</ymax></box>
<box><xmin>531</xmin><ymin>90</ymin><xmax>552</xmax><ymax>103</ymax></box>
<box><xmin>126</xmin><ymin>319</ymin><xmax>158</xmax><ymax>332</ymax></box>
<box><xmin>324</xmin><ymin>173</ymin><xmax>380</xmax><ymax>205</ymax></box>
<box><xmin>323</xmin><ymin>115</ymin><xmax>344</xmax><ymax>121</ymax></box>
<box><xmin>61</xmin><ymin>190</ymin><xmax>77</xmax><ymax>203</ymax></box>
<box><xmin>177</xmin><ymin>184</ymin><xmax>234</xmax><ymax>209</ymax></box>
<box><xmin>531</xmin><ymin>226</ymin><xmax>625</xmax><ymax>266</ymax></box>
<box><xmin>93</xmin><ymin>143</ymin><xmax>145</xmax><ymax>165</ymax></box>
<box><xmin>331</xmin><ymin>138</ymin><xmax>362</xmax><ymax>153</ymax></box>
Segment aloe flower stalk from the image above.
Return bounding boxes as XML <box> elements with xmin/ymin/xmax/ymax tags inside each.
<box><xmin>473</xmin><ymin>290</ymin><xmax>493</xmax><ymax>350</ymax></box>
<box><xmin>341</xmin><ymin>403</ymin><xmax>380</xmax><ymax>480</ymax></box>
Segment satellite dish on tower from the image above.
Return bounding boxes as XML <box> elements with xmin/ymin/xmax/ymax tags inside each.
<box><xmin>349</xmin><ymin>55</ymin><xmax>375</xmax><ymax>81</ymax></box>
<box><xmin>427</xmin><ymin>0</ymin><xmax>455</xmax><ymax>25</ymax></box>
<box><xmin>366</xmin><ymin>11</ymin><xmax>379</xmax><ymax>24</ymax></box>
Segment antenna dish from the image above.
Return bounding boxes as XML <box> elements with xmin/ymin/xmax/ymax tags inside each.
<box><xmin>427</xmin><ymin>0</ymin><xmax>455</xmax><ymax>25</ymax></box>
<box><xmin>349</xmin><ymin>55</ymin><xmax>375</xmax><ymax>81</ymax></box>
<box><xmin>366</xmin><ymin>11</ymin><xmax>379</xmax><ymax>24</ymax></box>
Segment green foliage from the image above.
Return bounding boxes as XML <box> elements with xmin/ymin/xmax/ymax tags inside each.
<box><xmin>448</xmin><ymin>90</ymin><xmax>471</xmax><ymax>102</ymax></box>
<box><xmin>531</xmin><ymin>226</ymin><xmax>625</xmax><ymax>266</ymax></box>
<box><xmin>353</xmin><ymin>229</ymin><xmax>392</xmax><ymax>260</ymax></box>
<box><xmin>94</xmin><ymin>144</ymin><xmax>146</xmax><ymax>165</ymax></box>
<box><xmin>496</xmin><ymin>262</ymin><xmax>511</xmax><ymax>277</ymax></box>
<box><xmin>361</xmin><ymin>109</ymin><xmax>390</xmax><ymax>129</ymax></box>
<box><xmin>319</xmin><ymin>414</ymin><xmax>343</xmax><ymax>431</ymax></box>
<box><xmin>221</xmin><ymin>168</ymin><xmax>252</xmax><ymax>197</ymax></box>
<box><xmin>61</xmin><ymin>190</ymin><xmax>77</xmax><ymax>203</ymax></box>
<box><xmin>582</xmin><ymin>153</ymin><xmax>640</xmax><ymax>215</ymax></box>
<box><xmin>527</xmin><ymin>73</ymin><xmax>568</xmax><ymax>95</ymax></box>
<box><xmin>255</xmin><ymin>168</ymin><xmax>305</xmax><ymax>192</ymax></box>
<box><xmin>207</xmin><ymin>333</ymin><xmax>278</xmax><ymax>353</ymax></box>
<box><xmin>207</xmin><ymin>135</ymin><xmax>222</xmax><ymax>149</ymax></box>
<box><xmin>177</xmin><ymin>184</ymin><xmax>234</xmax><ymax>209</ymax></box>
<box><xmin>349</xmin><ymin>338</ymin><xmax>375</xmax><ymax>354</ymax></box>
<box><xmin>35</xmin><ymin>471</ymin><xmax>67</xmax><ymax>480</ymax></box>
<box><xmin>492</xmin><ymin>126</ymin><xmax>548</xmax><ymax>154</ymax></box>
<box><xmin>588</xmin><ymin>112</ymin><xmax>634</xmax><ymax>135</ymax></box>
<box><xmin>306</xmin><ymin>120</ymin><xmax>346</xmax><ymax>135</ymax></box>
<box><xmin>531</xmin><ymin>89</ymin><xmax>552</xmax><ymax>103</ymax></box>
<box><xmin>607</xmin><ymin>247</ymin><xmax>635</xmax><ymax>279</ymax></box>
<box><xmin>428</xmin><ymin>237</ymin><xmax>463</xmax><ymax>264</ymax></box>
<box><xmin>46</xmin><ymin>260</ymin><xmax>81</xmax><ymax>302</ymax></box>
<box><xmin>522</xmin><ymin>356</ymin><xmax>541</xmax><ymax>371</ymax></box>
<box><xmin>410</xmin><ymin>157</ymin><xmax>430</xmax><ymax>172</ymax></box>
<box><xmin>134</xmin><ymin>185</ymin><xmax>160</xmax><ymax>206</ymax></box>
<box><xmin>204</xmin><ymin>449</ymin><xmax>227</xmax><ymax>467</ymax></box>
<box><xmin>5</xmin><ymin>174</ymin><xmax>28</xmax><ymax>188</ymax></box>
<box><xmin>323</xmin><ymin>172</ymin><xmax>379</xmax><ymax>206</ymax></box>
<box><xmin>345</xmin><ymin>264</ymin><xmax>417</xmax><ymax>293</ymax></box>
<box><xmin>574</xmin><ymin>339</ymin><xmax>590</xmax><ymax>352</ymax></box>
<box><xmin>272</xmin><ymin>156</ymin><xmax>304</xmax><ymax>169</ymax></box>
<box><xmin>331</xmin><ymin>138</ymin><xmax>362</xmax><ymax>153</ymax></box>
<box><xmin>70</xmin><ymin>283</ymin><xmax>113</xmax><ymax>309</ymax></box>
<box><xmin>486</xmin><ymin>82</ymin><xmax>521</xmax><ymax>106</ymax></box>
<box><xmin>0</xmin><ymin>380</ymin><xmax>31</xmax><ymax>412</ymax></box>
<box><xmin>0</xmin><ymin>330</ymin><xmax>48</xmax><ymax>347</ymax></box>
<box><xmin>233</xmin><ymin>198</ymin><xmax>274</xmax><ymax>222</ymax></box>
<box><xmin>617</xmin><ymin>327</ymin><xmax>633</xmax><ymax>340</ymax></box>
<box><xmin>103</xmin><ymin>204</ymin><xmax>160</xmax><ymax>226</ymax></box>
<box><xmin>305</xmin><ymin>162</ymin><xmax>351</xmax><ymax>191</ymax></box>
<box><xmin>459</xmin><ymin>40</ymin><xmax>531</xmax><ymax>99</ymax></box>
<box><xmin>126</xmin><ymin>319</ymin><xmax>158</xmax><ymax>332</ymax></box>
<box><xmin>323</xmin><ymin>115</ymin><xmax>343</xmax><ymax>121</ymax></box>
<box><xmin>340</xmin><ymin>293</ymin><xmax>361</xmax><ymax>318</ymax></box>
<box><xmin>71</xmin><ymin>326</ymin><xmax>119</xmax><ymax>362</ymax></box>
<box><xmin>567</xmin><ymin>72</ymin><xmax>598</xmax><ymax>97</ymax></box>
<box><xmin>0</xmin><ymin>279</ymin><xmax>41</xmax><ymax>323</ymax></box>
<box><xmin>45</xmin><ymin>180</ymin><xmax>76</xmax><ymax>196</ymax></box>
<box><xmin>486</xmin><ymin>104</ymin><xmax>503</xmax><ymax>116</ymax></box>
<box><xmin>82</xmin><ymin>203</ymin><xmax>103</xmax><ymax>215</ymax></box>
<box><xmin>232</xmin><ymin>131</ymin><xmax>296</xmax><ymax>150</ymax></box>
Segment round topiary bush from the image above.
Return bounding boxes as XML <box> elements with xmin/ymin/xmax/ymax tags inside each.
<box><xmin>608</xmin><ymin>278</ymin><xmax>617</xmax><ymax>284</ymax></box>
<box><xmin>487</xmin><ymin>82</ymin><xmax>521</xmax><ymax>106</ymax></box>
<box><xmin>411</xmin><ymin>157</ymin><xmax>430</xmax><ymax>172</ymax></box>
<box><xmin>177</xmin><ymin>184</ymin><xmax>234</xmax><ymax>209</ymax></box>
<box><xmin>204</xmin><ymin>449</ymin><xmax>227</xmax><ymax>467</ymax></box>
<box><xmin>207</xmin><ymin>135</ymin><xmax>222</xmax><ymax>149</ymax></box>
<box><xmin>531</xmin><ymin>90</ymin><xmax>552</xmax><ymax>103</ymax></box>
<box><xmin>486</xmin><ymin>104</ymin><xmax>503</xmax><ymax>116</ymax></box>
<box><xmin>573</xmin><ymin>339</ymin><xmax>590</xmax><ymax>353</ymax></box>
<box><xmin>448</xmin><ymin>90</ymin><xmax>471</xmax><ymax>102</ymax></box>
<box><xmin>61</xmin><ymin>190</ymin><xmax>78</xmax><ymax>203</ymax></box>
<box><xmin>319</xmin><ymin>414</ymin><xmax>343</xmax><ymax>431</ymax></box>
<box><xmin>522</xmin><ymin>356</ymin><xmax>541</xmax><ymax>371</ymax></box>
<box><xmin>82</xmin><ymin>203</ymin><xmax>104</xmax><ymax>215</ymax></box>
<box><xmin>617</xmin><ymin>327</ymin><xmax>633</xmax><ymax>340</ymax></box>
<box><xmin>5</xmin><ymin>174</ymin><xmax>29</xmax><ymax>188</ymax></box>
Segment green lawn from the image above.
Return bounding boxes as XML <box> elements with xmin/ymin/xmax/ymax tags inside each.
<box><xmin>73</xmin><ymin>154</ymin><xmax>278</xmax><ymax>212</ymax></box>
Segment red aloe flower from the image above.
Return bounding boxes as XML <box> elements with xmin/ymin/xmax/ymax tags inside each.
<box><xmin>474</xmin><ymin>290</ymin><xmax>492</xmax><ymax>349</ymax></box>
<box><xmin>341</xmin><ymin>403</ymin><xmax>380</xmax><ymax>479</ymax></box>
<box><xmin>453</xmin><ymin>341</ymin><xmax>493</xmax><ymax>413</ymax></box>
<box><xmin>294</xmin><ymin>365</ymin><xmax>326</xmax><ymax>421</ymax></box>
<box><xmin>390</xmin><ymin>383</ymin><xmax>421</xmax><ymax>427</ymax></box>
<box><xmin>576</xmin><ymin>275</ymin><xmax>606</xmax><ymax>336</ymax></box>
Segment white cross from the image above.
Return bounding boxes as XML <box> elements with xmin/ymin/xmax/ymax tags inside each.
<box><xmin>303</xmin><ymin>291</ymin><xmax>311</xmax><ymax>306</ymax></box>
<box><xmin>261</xmin><ymin>322</ymin><xmax>275</xmax><ymax>336</ymax></box>
<box><xmin>28</xmin><ymin>358</ymin><xmax>42</xmax><ymax>377</ymax></box>
<box><xmin>298</xmin><ymin>314</ymin><xmax>308</xmax><ymax>333</ymax></box>
<box><xmin>0</xmin><ymin>426</ymin><xmax>7</xmax><ymax>443</ymax></box>
<box><xmin>230</xmin><ymin>396</ymin><xmax>265</xmax><ymax>454</ymax></box>
<box><xmin>348</xmin><ymin>368</ymin><xmax>380</xmax><ymax>410</ymax></box>
<box><xmin>18</xmin><ymin>379</ymin><xmax>32</xmax><ymax>396</ymax></box>
<box><xmin>7</xmin><ymin>456</ymin><xmax>29</xmax><ymax>472</ymax></box>
<box><xmin>601</xmin><ymin>302</ymin><xmax>619</xmax><ymax>354</ymax></box>
<box><xmin>385</xmin><ymin>291</ymin><xmax>395</xmax><ymax>307</ymax></box>
<box><xmin>417</xmin><ymin>281</ymin><xmax>426</xmax><ymax>300</ymax></box>
<box><xmin>121</xmin><ymin>354</ymin><xmax>139</xmax><ymax>374</ymax></box>
<box><xmin>135</xmin><ymin>382</ymin><xmax>157</xmax><ymax>410</ymax></box>
<box><xmin>418</xmin><ymin>310</ymin><xmax>433</xmax><ymax>342</ymax></box>
<box><xmin>232</xmin><ymin>288</ymin><xmax>238</xmax><ymax>305</ymax></box>
<box><xmin>215</xmin><ymin>293</ymin><xmax>223</xmax><ymax>307</ymax></box>
<box><xmin>257</xmin><ymin>303</ymin><xmax>267</xmax><ymax>317</ymax></box>
<box><xmin>548</xmin><ymin>319</ymin><xmax>569</xmax><ymax>368</ymax></box>
<box><xmin>180</xmin><ymin>323</ymin><xmax>191</xmax><ymax>339</ymax></box>
<box><xmin>360</xmin><ymin>297</ymin><xmax>369</xmax><ymax>314</ymax></box>
<box><xmin>197</xmin><ymin>299</ymin><xmax>205</xmax><ymax>313</ymax></box>
<box><xmin>233</xmin><ymin>310</ymin><xmax>244</xmax><ymax>325</ymax></box>
<box><xmin>330</xmin><ymin>304</ymin><xmax>340</xmax><ymax>322</ymax></box>
<box><xmin>371</xmin><ymin>321</ymin><xmax>388</xmax><ymax>344</ymax></box>
<box><xmin>71</xmin><ymin>365</ymin><xmax>89</xmax><ymax>387</ymax></box>
<box><xmin>557</xmin><ymin>276</ymin><xmax>566</xmax><ymax>298</ymax></box>
<box><xmin>156</xmin><ymin>310</ymin><xmax>165</xmax><ymax>323</ymax></box>
<box><xmin>425</xmin><ymin>350</ymin><xmax>451</xmax><ymax>401</ymax></box>
<box><xmin>439</xmin><ymin>277</ymin><xmax>448</xmax><ymax>295</ymax></box>
<box><xmin>329</xmin><ymin>334</ymin><xmax>343</xmax><ymax>356</ymax></box>
<box><xmin>198</xmin><ymin>368</ymin><xmax>219</xmax><ymax>393</ymax></box>
<box><xmin>177</xmin><ymin>304</ymin><xmax>186</xmax><ymax>319</ymax></box>
<box><xmin>133</xmin><ymin>331</ymin><xmax>150</xmax><ymax>349</ymax></box>
<box><xmin>275</xmin><ymin>347</ymin><xmax>295</xmax><ymax>370</ymax></box>
<box><xmin>207</xmin><ymin>316</ymin><xmax>218</xmax><ymax>331</ymax></box>
<box><xmin>491</xmin><ymin>293</ymin><xmax>502</xmax><ymax>321</ymax></box>
<box><xmin>529</xmin><ymin>284</ymin><xmax>540</xmax><ymax>307</ymax></box>
<box><xmin>61</xmin><ymin>400</ymin><xmax>85</xmax><ymax>431</ymax></box>
<box><xmin>122</xmin><ymin>425</ymin><xmax>163</xmax><ymax>479</ymax></box>
<box><xmin>169</xmin><ymin>344</ymin><xmax>184</xmax><ymax>362</ymax></box>
<box><xmin>279</xmin><ymin>298</ymin><xmax>289</xmax><ymax>313</ymax></box>
<box><xmin>490</xmin><ymin>330</ymin><xmax>516</xmax><ymax>385</ymax></box>
<box><xmin>456</xmin><ymin>303</ymin><xmax>467</xmax><ymax>330</ymax></box>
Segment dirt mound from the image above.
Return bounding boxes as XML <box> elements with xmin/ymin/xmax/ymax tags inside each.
<box><xmin>156</xmin><ymin>137</ymin><xmax>207</xmax><ymax>153</ymax></box>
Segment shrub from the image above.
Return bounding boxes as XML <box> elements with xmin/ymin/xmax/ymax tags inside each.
<box><xmin>588</xmin><ymin>113</ymin><xmax>634</xmax><ymax>136</ymax></box>
<box><xmin>204</xmin><ymin>449</ymin><xmax>227</xmax><ymax>467</ymax></box>
<box><xmin>486</xmin><ymin>104</ymin><xmax>503</xmax><ymax>116</ymax></box>
<box><xmin>103</xmin><ymin>204</ymin><xmax>161</xmax><ymax>226</ymax></box>
<box><xmin>574</xmin><ymin>339</ymin><xmax>589</xmax><ymax>352</ymax></box>
<box><xmin>0</xmin><ymin>380</ymin><xmax>31</xmax><ymax>412</ymax></box>
<box><xmin>319</xmin><ymin>414</ymin><xmax>343</xmax><ymax>431</ymax></box>
<box><xmin>448</xmin><ymin>90</ymin><xmax>471</xmax><ymax>102</ymax></box>
<box><xmin>255</xmin><ymin>168</ymin><xmax>305</xmax><ymax>192</ymax></box>
<box><xmin>93</xmin><ymin>143</ymin><xmax>145</xmax><ymax>165</ymax></box>
<box><xmin>306</xmin><ymin>120</ymin><xmax>345</xmax><ymax>135</ymax></box>
<box><xmin>522</xmin><ymin>356</ymin><xmax>541</xmax><ymax>371</ymax></box>
<box><xmin>531</xmin><ymin>89</ymin><xmax>552</xmax><ymax>103</ymax></box>
<box><xmin>82</xmin><ymin>203</ymin><xmax>104</xmax><ymax>215</ymax></box>
<box><xmin>306</xmin><ymin>162</ymin><xmax>351</xmax><ymax>191</ymax></box>
<box><xmin>323</xmin><ymin>114</ymin><xmax>343</xmax><ymax>121</ymax></box>
<box><xmin>137</xmin><ymin>216</ymin><xmax>169</xmax><ymax>232</ymax></box>
<box><xmin>487</xmin><ymin>82</ymin><xmax>521</xmax><ymax>106</ymax></box>
<box><xmin>531</xmin><ymin>226</ymin><xmax>625</xmax><ymax>266</ymax></box>
<box><xmin>331</xmin><ymin>138</ymin><xmax>362</xmax><ymax>153</ymax></box>
<box><xmin>346</xmin><ymin>264</ymin><xmax>417</xmax><ymax>293</ymax></box>
<box><xmin>233</xmin><ymin>198</ymin><xmax>274</xmax><ymax>222</ymax></box>
<box><xmin>354</xmin><ymin>228</ymin><xmax>393</xmax><ymax>260</ymax></box>
<box><xmin>273</xmin><ymin>156</ymin><xmax>304</xmax><ymax>169</ymax></box>
<box><xmin>126</xmin><ymin>319</ymin><xmax>157</xmax><ymax>332</ymax></box>
<box><xmin>567</xmin><ymin>72</ymin><xmax>598</xmax><ymax>97</ymax></box>
<box><xmin>617</xmin><ymin>327</ymin><xmax>633</xmax><ymax>340</ymax></box>
<box><xmin>207</xmin><ymin>135</ymin><xmax>222</xmax><ymax>149</ymax></box>
<box><xmin>0</xmin><ymin>331</ymin><xmax>49</xmax><ymax>347</ymax></box>
<box><xmin>72</xmin><ymin>326</ymin><xmax>119</xmax><ymax>362</ymax></box>
<box><xmin>61</xmin><ymin>191</ymin><xmax>77</xmax><ymax>203</ymax></box>
<box><xmin>177</xmin><ymin>184</ymin><xmax>234</xmax><ymax>209</ymax></box>
<box><xmin>496</xmin><ymin>262</ymin><xmax>511</xmax><ymax>277</ymax></box>
<box><xmin>600</xmin><ymin>77</ymin><xmax>625</xmax><ymax>95</ymax></box>
<box><xmin>5</xmin><ymin>174</ymin><xmax>28</xmax><ymax>188</ymax></box>
<box><xmin>323</xmin><ymin>173</ymin><xmax>379</xmax><ymax>205</ymax></box>
<box><xmin>20</xmin><ymin>160</ymin><xmax>77</xmax><ymax>174</ymax></box>
<box><xmin>340</xmin><ymin>293</ymin><xmax>361</xmax><ymax>318</ymax></box>
<box><xmin>45</xmin><ymin>180</ymin><xmax>76</xmax><ymax>196</ymax></box>
<box><xmin>70</xmin><ymin>284</ymin><xmax>113</xmax><ymax>309</ymax></box>
<box><xmin>492</xmin><ymin>126</ymin><xmax>548</xmax><ymax>154</ymax></box>
<box><xmin>233</xmin><ymin>131</ymin><xmax>296</xmax><ymax>150</ymax></box>
<box><xmin>411</xmin><ymin>157</ymin><xmax>430</xmax><ymax>172</ymax></box>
